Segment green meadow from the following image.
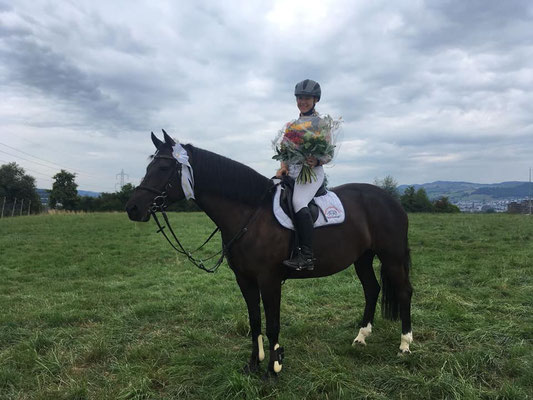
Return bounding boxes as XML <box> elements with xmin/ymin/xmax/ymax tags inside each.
<box><xmin>0</xmin><ymin>212</ymin><xmax>531</xmax><ymax>399</ymax></box>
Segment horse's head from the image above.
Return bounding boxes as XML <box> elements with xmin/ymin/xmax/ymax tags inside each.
<box><xmin>126</xmin><ymin>130</ymin><xmax>186</xmax><ymax>222</ymax></box>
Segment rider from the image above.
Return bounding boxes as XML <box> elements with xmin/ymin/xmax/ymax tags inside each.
<box><xmin>276</xmin><ymin>79</ymin><xmax>332</xmax><ymax>271</ymax></box>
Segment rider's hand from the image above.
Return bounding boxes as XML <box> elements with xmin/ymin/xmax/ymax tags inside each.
<box><xmin>306</xmin><ymin>156</ymin><xmax>318</xmax><ymax>167</ymax></box>
<box><xmin>276</xmin><ymin>166</ymin><xmax>288</xmax><ymax>178</ymax></box>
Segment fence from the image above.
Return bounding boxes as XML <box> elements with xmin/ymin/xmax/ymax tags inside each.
<box><xmin>0</xmin><ymin>197</ymin><xmax>38</xmax><ymax>218</ymax></box>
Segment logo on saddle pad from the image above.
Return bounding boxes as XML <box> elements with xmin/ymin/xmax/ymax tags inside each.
<box><xmin>325</xmin><ymin>206</ymin><xmax>341</xmax><ymax>220</ymax></box>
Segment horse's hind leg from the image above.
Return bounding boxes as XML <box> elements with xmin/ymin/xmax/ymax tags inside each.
<box><xmin>379</xmin><ymin>250</ymin><xmax>413</xmax><ymax>354</ymax></box>
<box><xmin>352</xmin><ymin>250</ymin><xmax>380</xmax><ymax>346</ymax></box>
<box><xmin>235</xmin><ymin>273</ymin><xmax>263</xmax><ymax>373</ymax></box>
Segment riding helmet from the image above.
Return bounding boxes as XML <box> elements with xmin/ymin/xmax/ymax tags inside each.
<box><xmin>294</xmin><ymin>79</ymin><xmax>321</xmax><ymax>101</ymax></box>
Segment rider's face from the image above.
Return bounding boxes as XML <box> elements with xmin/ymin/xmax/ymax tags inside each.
<box><xmin>296</xmin><ymin>95</ymin><xmax>317</xmax><ymax>114</ymax></box>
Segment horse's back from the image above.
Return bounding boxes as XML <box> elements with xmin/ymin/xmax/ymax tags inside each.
<box><xmin>331</xmin><ymin>183</ymin><xmax>408</xmax><ymax>251</ymax></box>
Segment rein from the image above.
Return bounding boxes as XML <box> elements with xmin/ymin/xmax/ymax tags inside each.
<box><xmin>137</xmin><ymin>153</ymin><xmax>277</xmax><ymax>273</ymax></box>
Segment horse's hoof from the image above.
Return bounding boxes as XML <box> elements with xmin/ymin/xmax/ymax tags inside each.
<box><xmin>242</xmin><ymin>362</ymin><xmax>260</xmax><ymax>375</ymax></box>
<box><xmin>398</xmin><ymin>349</ymin><xmax>412</xmax><ymax>356</ymax></box>
<box><xmin>352</xmin><ymin>338</ymin><xmax>367</xmax><ymax>346</ymax></box>
<box><xmin>261</xmin><ymin>370</ymin><xmax>279</xmax><ymax>382</ymax></box>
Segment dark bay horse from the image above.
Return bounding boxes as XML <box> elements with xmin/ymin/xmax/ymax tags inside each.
<box><xmin>126</xmin><ymin>132</ymin><xmax>413</xmax><ymax>376</ymax></box>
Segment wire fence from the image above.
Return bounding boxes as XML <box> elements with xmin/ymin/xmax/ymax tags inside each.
<box><xmin>0</xmin><ymin>197</ymin><xmax>42</xmax><ymax>218</ymax></box>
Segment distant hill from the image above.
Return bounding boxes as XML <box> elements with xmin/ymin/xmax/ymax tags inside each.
<box><xmin>398</xmin><ymin>181</ymin><xmax>532</xmax><ymax>202</ymax></box>
<box><xmin>78</xmin><ymin>190</ymin><xmax>101</xmax><ymax>198</ymax></box>
<box><xmin>36</xmin><ymin>188</ymin><xmax>101</xmax><ymax>205</ymax></box>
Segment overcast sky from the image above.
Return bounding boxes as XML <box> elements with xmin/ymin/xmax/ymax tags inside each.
<box><xmin>1</xmin><ymin>0</ymin><xmax>532</xmax><ymax>193</ymax></box>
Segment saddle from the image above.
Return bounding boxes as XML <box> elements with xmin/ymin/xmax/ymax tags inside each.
<box><xmin>278</xmin><ymin>175</ymin><xmax>327</xmax><ymax>223</ymax></box>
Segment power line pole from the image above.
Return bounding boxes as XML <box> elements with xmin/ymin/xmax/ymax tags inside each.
<box><xmin>115</xmin><ymin>169</ymin><xmax>129</xmax><ymax>191</ymax></box>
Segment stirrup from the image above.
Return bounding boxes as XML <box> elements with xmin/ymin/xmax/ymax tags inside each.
<box><xmin>283</xmin><ymin>251</ymin><xmax>315</xmax><ymax>271</ymax></box>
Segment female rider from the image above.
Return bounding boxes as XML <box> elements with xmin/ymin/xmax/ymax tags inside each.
<box><xmin>275</xmin><ymin>79</ymin><xmax>332</xmax><ymax>271</ymax></box>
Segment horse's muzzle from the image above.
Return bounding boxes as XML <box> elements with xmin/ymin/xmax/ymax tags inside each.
<box><xmin>125</xmin><ymin>204</ymin><xmax>151</xmax><ymax>222</ymax></box>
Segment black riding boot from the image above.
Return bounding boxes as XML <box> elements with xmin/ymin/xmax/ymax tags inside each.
<box><xmin>283</xmin><ymin>207</ymin><xmax>315</xmax><ymax>271</ymax></box>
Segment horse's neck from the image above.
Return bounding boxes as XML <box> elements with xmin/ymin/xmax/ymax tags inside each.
<box><xmin>195</xmin><ymin>193</ymin><xmax>255</xmax><ymax>236</ymax></box>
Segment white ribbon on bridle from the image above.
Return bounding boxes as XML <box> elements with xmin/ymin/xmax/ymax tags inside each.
<box><xmin>172</xmin><ymin>143</ymin><xmax>195</xmax><ymax>200</ymax></box>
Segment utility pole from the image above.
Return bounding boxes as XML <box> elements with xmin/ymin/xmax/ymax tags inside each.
<box><xmin>20</xmin><ymin>199</ymin><xmax>24</xmax><ymax>216</ymax></box>
<box><xmin>11</xmin><ymin>198</ymin><xmax>16</xmax><ymax>217</ymax></box>
<box><xmin>116</xmin><ymin>169</ymin><xmax>129</xmax><ymax>191</ymax></box>
<box><xmin>1</xmin><ymin>197</ymin><xmax>5</xmax><ymax>218</ymax></box>
<box><xmin>28</xmin><ymin>200</ymin><xmax>31</xmax><ymax>216</ymax></box>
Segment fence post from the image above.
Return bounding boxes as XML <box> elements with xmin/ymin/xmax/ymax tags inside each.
<box><xmin>28</xmin><ymin>200</ymin><xmax>31</xmax><ymax>216</ymax></box>
<box><xmin>20</xmin><ymin>199</ymin><xmax>24</xmax><ymax>216</ymax></box>
<box><xmin>11</xmin><ymin>198</ymin><xmax>17</xmax><ymax>217</ymax></box>
<box><xmin>1</xmin><ymin>197</ymin><xmax>5</xmax><ymax>218</ymax></box>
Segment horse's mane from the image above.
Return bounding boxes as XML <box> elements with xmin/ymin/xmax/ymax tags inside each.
<box><xmin>184</xmin><ymin>144</ymin><xmax>273</xmax><ymax>206</ymax></box>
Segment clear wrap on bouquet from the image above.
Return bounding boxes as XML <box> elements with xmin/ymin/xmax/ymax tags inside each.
<box><xmin>272</xmin><ymin>114</ymin><xmax>342</xmax><ymax>184</ymax></box>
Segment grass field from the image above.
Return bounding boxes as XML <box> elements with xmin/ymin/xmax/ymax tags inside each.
<box><xmin>0</xmin><ymin>212</ymin><xmax>532</xmax><ymax>399</ymax></box>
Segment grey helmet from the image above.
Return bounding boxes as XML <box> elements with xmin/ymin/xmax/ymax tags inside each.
<box><xmin>294</xmin><ymin>79</ymin><xmax>321</xmax><ymax>101</ymax></box>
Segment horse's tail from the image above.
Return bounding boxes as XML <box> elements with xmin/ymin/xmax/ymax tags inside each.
<box><xmin>380</xmin><ymin>247</ymin><xmax>411</xmax><ymax>321</ymax></box>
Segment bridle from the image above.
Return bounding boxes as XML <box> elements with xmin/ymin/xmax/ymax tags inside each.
<box><xmin>136</xmin><ymin>153</ymin><xmax>276</xmax><ymax>273</ymax></box>
<box><xmin>137</xmin><ymin>154</ymin><xmax>180</xmax><ymax>213</ymax></box>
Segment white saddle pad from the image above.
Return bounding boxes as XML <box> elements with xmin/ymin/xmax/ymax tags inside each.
<box><xmin>272</xmin><ymin>182</ymin><xmax>345</xmax><ymax>230</ymax></box>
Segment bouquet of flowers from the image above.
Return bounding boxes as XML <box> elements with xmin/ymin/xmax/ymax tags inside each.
<box><xmin>272</xmin><ymin>114</ymin><xmax>341</xmax><ymax>184</ymax></box>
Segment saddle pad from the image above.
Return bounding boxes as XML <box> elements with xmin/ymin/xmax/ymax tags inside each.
<box><xmin>273</xmin><ymin>184</ymin><xmax>345</xmax><ymax>230</ymax></box>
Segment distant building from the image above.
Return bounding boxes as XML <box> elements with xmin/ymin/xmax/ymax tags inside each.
<box><xmin>507</xmin><ymin>200</ymin><xmax>532</xmax><ymax>214</ymax></box>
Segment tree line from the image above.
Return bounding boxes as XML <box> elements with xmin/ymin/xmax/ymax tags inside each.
<box><xmin>2</xmin><ymin>162</ymin><xmax>458</xmax><ymax>215</ymax></box>
<box><xmin>0</xmin><ymin>163</ymin><xmax>199</xmax><ymax>215</ymax></box>
<box><xmin>374</xmin><ymin>176</ymin><xmax>460</xmax><ymax>213</ymax></box>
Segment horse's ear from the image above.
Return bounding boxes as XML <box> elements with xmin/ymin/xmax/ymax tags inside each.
<box><xmin>151</xmin><ymin>132</ymin><xmax>163</xmax><ymax>149</ymax></box>
<box><xmin>162</xmin><ymin>129</ymin><xmax>176</xmax><ymax>146</ymax></box>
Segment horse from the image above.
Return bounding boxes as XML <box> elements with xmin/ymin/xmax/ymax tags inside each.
<box><xmin>126</xmin><ymin>131</ymin><xmax>413</xmax><ymax>377</ymax></box>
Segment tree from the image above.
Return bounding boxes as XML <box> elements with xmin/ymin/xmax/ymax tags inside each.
<box><xmin>433</xmin><ymin>196</ymin><xmax>460</xmax><ymax>213</ymax></box>
<box><xmin>414</xmin><ymin>188</ymin><xmax>434</xmax><ymax>212</ymax></box>
<box><xmin>400</xmin><ymin>186</ymin><xmax>434</xmax><ymax>212</ymax></box>
<box><xmin>0</xmin><ymin>162</ymin><xmax>42</xmax><ymax>214</ymax></box>
<box><xmin>400</xmin><ymin>186</ymin><xmax>416</xmax><ymax>211</ymax></box>
<box><xmin>116</xmin><ymin>183</ymin><xmax>136</xmax><ymax>207</ymax></box>
<box><xmin>50</xmin><ymin>170</ymin><xmax>78</xmax><ymax>210</ymax></box>
<box><xmin>374</xmin><ymin>175</ymin><xmax>400</xmax><ymax>201</ymax></box>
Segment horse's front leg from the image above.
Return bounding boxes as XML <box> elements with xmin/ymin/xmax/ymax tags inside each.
<box><xmin>235</xmin><ymin>273</ymin><xmax>263</xmax><ymax>373</ymax></box>
<box><xmin>260</xmin><ymin>277</ymin><xmax>284</xmax><ymax>378</ymax></box>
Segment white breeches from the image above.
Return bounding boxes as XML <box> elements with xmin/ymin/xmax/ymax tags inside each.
<box><xmin>288</xmin><ymin>164</ymin><xmax>325</xmax><ymax>213</ymax></box>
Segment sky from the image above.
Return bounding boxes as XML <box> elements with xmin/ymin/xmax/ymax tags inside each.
<box><xmin>1</xmin><ymin>0</ymin><xmax>532</xmax><ymax>193</ymax></box>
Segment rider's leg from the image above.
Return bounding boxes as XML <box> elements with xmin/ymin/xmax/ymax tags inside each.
<box><xmin>283</xmin><ymin>166</ymin><xmax>324</xmax><ymax>271</ymax></box>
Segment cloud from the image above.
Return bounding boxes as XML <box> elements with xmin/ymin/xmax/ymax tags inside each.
<box><xmin>0</xmin><ymin>0</ymin><xmax>532</xmax><ymax>191</ymax></box>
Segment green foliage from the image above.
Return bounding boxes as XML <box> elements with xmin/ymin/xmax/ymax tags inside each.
<box><xmin>49</xmin><ymin>170</ymin><xmax>78</xmax><ymax>210</ymax></box>
<box><xmin>0</xmin><ymin>213</ymin><xmax>531</xmax><ymax>399</ymax></box>
<box><xmin>401</xmin><ymin>186</ymin><xmax>435</xmax><ymax>212</ymax></box>
<box><xmin>0</xmin><ymin>162</ymin><xmax>42</xmax><ymax>214</ymax></box>
<box><xmin>374</xmin><ymin>175</ymin><xmax>400</xmax><ymax>201</ymax></box>
<box><xmin>433</xmin><ymin>196</ymin><xmax>460</xmax><ymax>213</ymax></box>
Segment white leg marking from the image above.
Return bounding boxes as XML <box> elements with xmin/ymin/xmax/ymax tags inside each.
<box><xmin>258</xmin><ymin>335</ymin><xmax>265</xmax><ymax>362</ymax></box>
<box><xmin>352</xmin><ymin>323</ymin><xmax>372</xmax><ymax>346</ymax></box>
<box><xmin>273</xmin><ymin>343</ymin><xmax>282</xmax><ymax>373</ymax></box>
<box><xmin>399</xmin><ymin>331</ymin><xmax>413</xmax><ymax>354</ymax></box>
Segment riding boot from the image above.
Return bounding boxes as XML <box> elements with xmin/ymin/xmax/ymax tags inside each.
<box><xmin>283</xmin><ymin>207</ymin><xmax>315</xmax><ymax>271</ymax></box>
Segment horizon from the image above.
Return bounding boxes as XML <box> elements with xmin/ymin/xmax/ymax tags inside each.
<box><xmin>33</xmin><ymin>178</ymin><xmax>532</xmax><ymax>195</ymax></box>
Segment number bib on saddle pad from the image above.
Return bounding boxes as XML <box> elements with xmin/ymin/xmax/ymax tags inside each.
<box><xmin>272</xmin><ymin>178</ymin><xmax>345</xmax><ymax>230</ymax></box>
